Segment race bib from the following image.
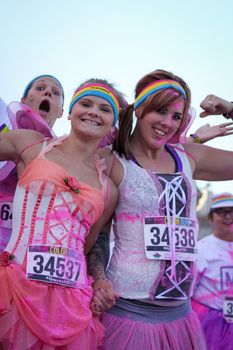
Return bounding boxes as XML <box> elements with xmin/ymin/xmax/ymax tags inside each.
<box><xmin>223</xmin><ymin>296</ymin><xmax>233</xmax><ymax>323</ymax></box>
<box><xmin>143</xmin><ymin>216</ymin><xmax>197</xmax><ymax>262</ymax></box>
<box><xmin>0</xmin><ymin>202</ymin><xmax>13</xmax><ymax>229</ymax></box>
<box><xmin>26</xmin><ymin>245</ymin><xmax>82</xmax><ymax>287</ymax></box>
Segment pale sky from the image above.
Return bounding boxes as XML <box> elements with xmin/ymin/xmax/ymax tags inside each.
<box><xmin>1</xmin><ymin>0</ymin><xmax>233</xmax><ymax>194</ymax></box>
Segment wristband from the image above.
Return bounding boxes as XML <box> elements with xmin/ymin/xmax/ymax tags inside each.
<box><xmin>223</xmin><ymin>103</ymin><xmax>233</xmax><ymax>119</ymax></box>
<box><xmin>189</xmin><ymin>133</ymin><xmax>202</xmax><ymax>144</ymax></box>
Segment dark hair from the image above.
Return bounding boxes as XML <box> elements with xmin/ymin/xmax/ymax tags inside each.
<box><xmin>114</xmin><ymin>69</ymin><xmax>191</xmax><ymax>158</ymax></box>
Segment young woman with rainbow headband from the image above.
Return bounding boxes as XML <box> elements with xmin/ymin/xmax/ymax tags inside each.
<box><xmin>0</xmin><ymin>79</ymin><xmax>125</xmax><ymax>349</ymax></box>
<box><xmin>88</xmin><ymin>69</ymin><xmax>233</xmax><ymax>350</ymax></box>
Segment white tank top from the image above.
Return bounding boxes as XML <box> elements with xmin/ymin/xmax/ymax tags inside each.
<box><xmin>107</xmin><ymin>145</ymin><xmax>198</xmax><ymax>302</ymax></box>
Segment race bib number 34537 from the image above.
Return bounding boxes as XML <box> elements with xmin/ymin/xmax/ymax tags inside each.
<box><xmin>143</xmin><ymin>216</ymin><xmax>198</xmax><ymax>262</ymax></box>
<box><xmin>26</xmin><ymin>245</ymin><xmax>82</xmax><ymax>287</ymax></box>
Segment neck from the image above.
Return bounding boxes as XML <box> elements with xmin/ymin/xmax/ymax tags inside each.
<box><xmin>61</xmin><ymin>131</ymin><xmax>100</xmax><ymax>161</ymax></box>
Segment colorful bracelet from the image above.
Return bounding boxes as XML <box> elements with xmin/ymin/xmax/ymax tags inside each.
<box><xmin>189</xmin><ymin>133</ymin><xmax>202</xmax><ymax>144</ymax></box>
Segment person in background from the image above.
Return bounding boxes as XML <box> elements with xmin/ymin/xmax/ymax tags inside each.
<box><xmin>0</xmin><ymin>74</ymin><xmax>64</xmax><ymax>251</ymax></box>
<box><xmin>192</xmin><ymin>193</ymin><xmax>233</xmax><ymax>350</ymax></box>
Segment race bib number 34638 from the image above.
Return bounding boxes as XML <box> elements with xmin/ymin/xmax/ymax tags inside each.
<box><xmin>143</xmin><ymin>216</ymin><xmax>198</xmax><ymax>262</ymax></box>
<box><xmin>26</xmin><ymin>245</ymin><xmax>82</xmax><ymax>287</ymax></box>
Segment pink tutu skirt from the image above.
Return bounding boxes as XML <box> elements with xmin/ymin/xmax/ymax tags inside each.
<box><xmin>0</xmin><ymin>262</ymin><xmax>104</xmax><ymax>349</ymax></box>
<box><xmin>192</xmin><ymin>300</ymin><xmax>233</xmax><ymax>350</ymax></box>
<box><xmin>100</xmin><ymin>298</ymin><xmax>206</xmax><ymax>350</ymax></box>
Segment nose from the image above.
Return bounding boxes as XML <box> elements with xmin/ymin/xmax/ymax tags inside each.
<box><xmin>44</xmin><ymin>86</ymin><xmax>52</xmax><ymax>98</ymax></box>
<box><xmin>160</xmin><ymin>114</ymin><xmax>173</xmax><ymax>127</ymax></box>
<box><xmin>88</xmin><ymin>106</ymin><xmax>100</xmax><ymax>117</ymax></box>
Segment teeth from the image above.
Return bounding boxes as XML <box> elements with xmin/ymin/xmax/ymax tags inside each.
<box><xmin>83</xmin><ymin>120</ymin><xmax>100</xmax><ymax>126</ymax></box>
<box><xmin>154</xmin><ymin>128</ymin><xmax>166</xmax><ymax>136</ymax></box>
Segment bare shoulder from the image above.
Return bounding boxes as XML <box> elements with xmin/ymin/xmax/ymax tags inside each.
<box><xmin>183</xmin><ymin>142</ymin><xmax>210</xmax><ymax>162</ymax></box>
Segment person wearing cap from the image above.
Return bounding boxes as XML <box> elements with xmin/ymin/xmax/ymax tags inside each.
<box><xmin>192</xmin><ymin>193</ymin><xmax>233</xmax><ymax>350</ymax></box>
<box><xmin>0</xmin><ymin>75</ymin><xmax>64</xmax><ymax>251</ymax></box>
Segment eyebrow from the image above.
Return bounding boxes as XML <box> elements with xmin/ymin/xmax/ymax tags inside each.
<box><xmin>34</xmin><ymin>80</ymin><xmax>62</xmax><ymax>89</ymax></box>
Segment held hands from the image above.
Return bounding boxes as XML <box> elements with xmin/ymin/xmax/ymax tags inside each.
<box><xmin>194</xmin><ymin>122</ymin><xmax>233</xmax><ymax>143</ymax></box>
<box><xmin>200</xmin><ymin>94</ymin><xmax>233</xmax><ymax>118</ymax></box>
<box><xmin>90</xmin><ymin>278</ymin><xmax>116</xmax><ymax>317</ymax></box>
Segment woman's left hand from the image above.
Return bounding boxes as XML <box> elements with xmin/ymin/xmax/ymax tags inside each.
<box><xmin>194</xmin><ymin>122</ymin><xmax>233</xmax><ymax>143</ymax></box>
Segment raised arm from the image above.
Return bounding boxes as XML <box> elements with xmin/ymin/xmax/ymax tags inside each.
<box><xmin>0</xmin><ymin>129</ymin><xmax>44</xmax><ymax>164</ymax></box>
<box><xmin>184</xmin><ymin>142</ymin><xmax>233</xmax><ymax>181</ymax></box>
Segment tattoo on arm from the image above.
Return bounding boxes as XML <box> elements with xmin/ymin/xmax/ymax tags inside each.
<box><xmin>88</xmin><ymin>231</ymin><xmax>110</xmax><ymax>281</ymax></box>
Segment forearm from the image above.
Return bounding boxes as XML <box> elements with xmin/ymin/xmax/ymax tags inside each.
<box><xmin>87</xmin><ymin>230</ymin><xmax>110</xmax><ymax>281</ymax></box>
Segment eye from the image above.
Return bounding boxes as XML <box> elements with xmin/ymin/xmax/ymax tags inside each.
<box><xmin>36</xmin><ymin>85</ymin><xmax>45</xmax><ymax>91</ymax></box>
<box><xmin>157</xmin><ymin>108</ymin><xmax>166</xmax><ymax>115</ymax></box>
<box><xmin>52</xmin><ymin>89</ymin><xmax>60</xmax><ymax>96</ymax></box>
<box><xmin>101</xmin><ymin>107</ymin><xmax>112</xmax><ymax>113</ymax></box>
<box><xmin>173</xmin><ymin>114</ymin><xmax>182</xmax><ymax>121</ymax></box>
<box><xmin>80</xmin><ymin>101</ymin><xmax>90</xmax><ymax>107</ymax></box>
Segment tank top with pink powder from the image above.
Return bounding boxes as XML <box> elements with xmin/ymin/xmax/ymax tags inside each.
<box><xmin>107</xmin><ymin>144</ymin><xmax>198</xmax><ymax>302</ymax></box>
<box><xmin>5</xmin><ymin>137</ymin><xmax>107</xmax><ymax>288</ymax></box>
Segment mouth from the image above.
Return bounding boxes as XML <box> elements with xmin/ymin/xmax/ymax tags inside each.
<box><xmin>39</xmin><ymin>99</ymin><xmax>51</xmax><ymax>113</ymax></box>
<box><xmin>222</xmin><ymin>221</ymin><xmax>233</xmax><ymax>226</ymax></box>
<box><xmin>152</xmin><ymin>127</ymin><xmax>167</xmax><ymax>137</ymax></box>
<box><xmin>81</xmin><ymin>118</ymin><xmax>101</xmax><ymax>126</ymax></box>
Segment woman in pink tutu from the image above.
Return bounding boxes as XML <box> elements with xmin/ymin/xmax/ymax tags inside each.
<box><xmin>88</xmin><ymin>69</ymin><xmax>233</xmax><ymax>350</ymax></box>
<box><xmin>0</xmin><ymin>79</ymin><xmax>124</xmax><ymax>349</ymax></box>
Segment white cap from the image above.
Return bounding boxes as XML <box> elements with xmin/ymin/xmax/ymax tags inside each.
<box><xmin>210</xmin><ymin>192</ymin><xmax>233</xmax><ymax>210</ymax></box>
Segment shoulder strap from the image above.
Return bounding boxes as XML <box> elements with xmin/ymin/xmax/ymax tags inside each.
<box><xmin>173</xmin><ymin>145</ymin><xmax>197</xmax><ymax>168</ymax></box>
<box><xmin>38</xmin><ymin>135</ymin><xmax>68</xmax><ymax>159</ymax></box>
<box><xmin>17</xmin><ymin>137</ymin><xmax>50</xmax><ymax>164</ymax></box>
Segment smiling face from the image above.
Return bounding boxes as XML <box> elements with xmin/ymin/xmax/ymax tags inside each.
<box><xmin>210</xmin><ymin>207</ymin><xmax>233</xmax><ymax>241</ymax></box>
<box><xmin>21</xmin><ymin>77</ymin><xmax>63</xmax><ymax>127</ymax></box>
<box><xmin>69</xmin><ymin>95</ymin><xmax>115</xmax><ymax>140</ymax></box>
<box><xmin>135</xmin><ymin>97</ymin><xmax>185</xmax><ymax>148</ymax></box>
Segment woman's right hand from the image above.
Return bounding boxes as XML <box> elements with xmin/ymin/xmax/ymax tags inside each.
<box><xmin>200</xmin><ymin>95</ymin><xmax>233</xmax><ymax>118</ymax></box>
<box><xmin>90</xmin><ymin>278</ymin><xmax>116</xmax><ymax>317</ymax></box>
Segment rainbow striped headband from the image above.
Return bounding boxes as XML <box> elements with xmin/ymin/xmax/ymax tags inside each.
<box><xmin>69</xmin><ymin>83</ymin><xmax>120</xmax><ymax>125</ymax></box>
<box><xmin>134</xmin><ymin>79</ymin><xmax>187</xmax><ymax>110</ymax></box>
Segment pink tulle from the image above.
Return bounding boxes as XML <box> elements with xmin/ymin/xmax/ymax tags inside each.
<box><xmin>99</xmin><ymin>310</ymin><xmax>206</xmax><ymax>350</ymax></box>
<box><xmin>0</xmin><ymin>263</ymin><xmax>104</xmax><ymax>349</ymax></box>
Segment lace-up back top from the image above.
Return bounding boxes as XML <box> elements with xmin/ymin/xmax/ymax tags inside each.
<box><xmin>6</xmin><ymin>137</ymin><xmax>107</xmax><ymax>287</ymax></box>
<box><xmin>107</xmin><ymin>144</ymin><xmax>199</xmax><ymax>302</ymax></box>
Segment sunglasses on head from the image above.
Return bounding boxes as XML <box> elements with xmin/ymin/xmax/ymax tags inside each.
<box><xmin>212</xmin><ymin>207</ymin><xmax>233</xmax><ymax>217</ymax></box>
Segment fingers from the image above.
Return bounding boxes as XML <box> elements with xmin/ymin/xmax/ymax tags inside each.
<box><xmin>199</xmin><ymin>111</ymin><xmax>211</xmax><ymax>118</ymax></box>
<box><xmin>220</xmin><ymin>131</ymin><xmax>233</xmax><ymax>137</ymax></box>
<box><xmin>218</xmin><ymin>121</ymin><xmax>233</xmax><ymax>127</ymax></box>
<box><xmin>200</xmin><ymin>95</ymin><xmax>233</xmax><ymax>116</ymax></box>
<box><xmin>91</xmin><ymin>285</ymin><xmax>116</xmax><ymax>317</ymax></box>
